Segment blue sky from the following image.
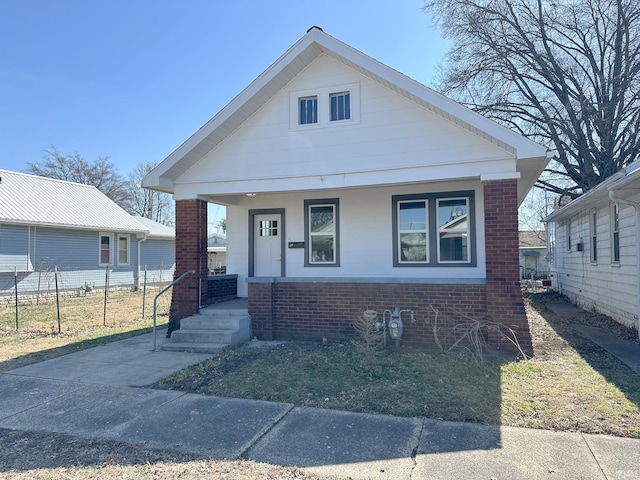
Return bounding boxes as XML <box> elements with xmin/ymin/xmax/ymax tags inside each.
<box><xmin>1</xmin><ymin>1</ymin><xmax>450</xmax><ymax>178</ymax></box>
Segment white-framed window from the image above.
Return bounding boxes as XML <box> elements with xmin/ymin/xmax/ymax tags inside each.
<box><xmin>566</xmin><ymin>220</ymin><xmax>572</xmax><ymax>252</ymax></box>
<box><xmin>99</xmin><ymin>233</ymin><xmax>112</xmax><ymax>266</ymax></box>
<box><xmin>290</xmin><ymin>83</ymin><xmax>359</xmax><ymax>129</ymax></box>
<box><xmin>305</xmin><ymin>198</ymin><xmax>339</xmax><ymax>266</ymax></box>
<box><xmin>118</xmin><ymin>235</ymin><xmax>130</xmax><ymax>265</ymax></box>
<box><xmin>611</xmin><ymin>203</ymin><xmax>620</xmax><ymax>264</ymax></box>
<box><xmin>299</xmin><ymin>96</ymin><xmax>318</xmax><ymax>125</ymax></box>
<box><xmin>330</xmin><ymin>91</ymin><xmax>350</xmax><ymax>121</ymax></box>
<box><xmin>393</xmin><ymin>191</ymin><xmax>475</xmax><ymax>267</ymax></box>
<box><xmin>589</xmin><ymin>209</ymin><xmax>597</xmax><ymax>264</ymax></box>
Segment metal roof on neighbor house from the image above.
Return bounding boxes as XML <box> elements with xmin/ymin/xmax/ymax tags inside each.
<box><xmin>0</xmin><ymin>169</ymin><xmax>147</xmax><ymax>233</ymax></box>
<box><xmin>134</xmin><ymin>216</ymin><xmax>175</xmax><ymax>239</ymax></box>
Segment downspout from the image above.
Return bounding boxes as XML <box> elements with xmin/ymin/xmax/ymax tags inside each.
<box><xmin>608</xmin><ymin>189</ymin><xmax>640</xmax><ymax>341</ymax></box>
<box><xmin>137</xmin><ymin>233</ymin><xmax>148</xmax><ymax>291</ymax></box>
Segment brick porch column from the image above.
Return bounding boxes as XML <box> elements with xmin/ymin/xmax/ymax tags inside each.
<box><xmin>483</xmin><ymin>179</ymin><xmax>533</xmax><ymax>356</ymax></box>
<box><xmin>168</xmin><ymin>199</ymin><xmax>208</xmax><ymax>336</ymax></box>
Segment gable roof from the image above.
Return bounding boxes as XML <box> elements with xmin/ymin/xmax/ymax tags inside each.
<box><xmin>544</xmin><ymin>160</ymin><xmax>640</xmax><ymax>222</ymax></box>
<box><xmin>0</xmin><ymin>169</ymin><xmax>147</xmax><ymax>233</ymax></box>
<box><xmin>143</xmin><ymin>27</ymin><xmax>551</xmax><ymax>201</ymax></box>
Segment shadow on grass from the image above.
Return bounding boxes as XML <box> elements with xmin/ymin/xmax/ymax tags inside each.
<box><xmin>155</xmin><ymin>341</ymin><xmax>507</xmax><ymax>453</ymax></box>
<box><xmin>530</xmin><ymin>293</ymin><xmax>640</xmax><ymax>409</ymax></box>
<box><xmin>0</xmin><ymin>324</ymin><xmax>167</xmax><ymax>373</ymax></box>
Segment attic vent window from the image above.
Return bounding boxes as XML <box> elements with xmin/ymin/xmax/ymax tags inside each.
<box><xmin>330</xmin><ymin>91</ymin><xmax>350</xmax><ymax>121</ymax></box>
<box><xmin>290</xmin><ymin>83</ymin><xmax>360</xmax><ymax>130</ymax></box>
<box><xmin>299</xmin><ymin>96</ymin><xmax>318</xmax><ymax>125</ymax></box>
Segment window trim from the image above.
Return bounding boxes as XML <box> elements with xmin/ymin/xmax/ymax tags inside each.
<box><xmin>290</xmin><ymin>82</ymin><xmax>360</xmax><ymax>130</ymax></box>
<box><xmin>304</xmin><ymin>198</ymin><xmax>340</xmax><ymax>267</ymax></box>
<box><xmin>566</xmin><ymin>220</ymin><xmax>572</xmax><ymax>252</ymax></box>
<box><xmin>99</xmin><ymin>233</ymin><xmax>113</xmax><ymax>266</ymax></box>
<box><xmin>392</xmin><ymin>190</ymin><xmax>476</xmax><ymax>267</ymax></box>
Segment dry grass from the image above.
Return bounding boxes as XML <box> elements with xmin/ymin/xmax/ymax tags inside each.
<box><xmin>0</xmin><ymin>288</ymin><xmax>171</xmax><ymax>371</ymax></box>
<box><xmin>156</xmin><ymin>293</ymin><xmax>640</xmax><ymax>438</ymax></box>
<box><xmin>1</xmin><ymin>291</ymin><xmax>639</xmax><ymax>479</ymax></box>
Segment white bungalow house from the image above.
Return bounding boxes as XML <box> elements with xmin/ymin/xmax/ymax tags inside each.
<box><xmin>142</xmin><ymin>27</ymin><xmax>551</xmax><ymax>354</ymax></box>
<box><xmin>544</xmin><ymin>160</ymin><xmax>640</xmax><ymax>335</ymax></box>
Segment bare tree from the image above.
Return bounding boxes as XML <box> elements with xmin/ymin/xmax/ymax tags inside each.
<box><xmin>424</xmin><ymin>0</ymin><xmax>640</xmax><ymax>198</ymax></box>
<box><xmin>27</xmin><ymin>146</ymin><xmax>132</xmax><ymax>208</ymax></box>
<box><xmin>127</xmin><ymin>161</ymin><xmax>174</xmax><ymax>226</ymax></box>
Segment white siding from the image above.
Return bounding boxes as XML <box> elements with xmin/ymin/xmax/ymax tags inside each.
<box><xmin>226</xmin><ymin>180</ymin><xmax>485</xmax><ymax>297</ymax></box>
<box><xmin>550</xmin><ymin>197</ymin><xmax>639</xmax><ymax>329</ymax></box>
<box><xmin>176</xmin><ymin>54</ymin><xmax>515</xmax><ymax>198</ymax></box>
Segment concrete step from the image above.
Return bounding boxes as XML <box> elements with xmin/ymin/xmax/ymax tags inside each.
<box><xmin>170</xmin><ymin>328</ymin><xmax>248</xmax><ymax>345</ymax></box>
<box><xmin>159</xmin><ymin>310</ymin><xmax>251</xmax><ymax>353</ymax></box>
<box><xmin>181</xmin><ymin>315</ymin><xmax>250</xmax><ymax>331</ymax></box>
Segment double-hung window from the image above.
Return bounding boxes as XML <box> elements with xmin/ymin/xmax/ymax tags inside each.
<box><xmin>99</xmin><ymin>234</ymin><xmax>112</xmax><ymax>266</ymax></box>
<box><xmin>398</xmin><ymin>201</ymin><xmax>428</xmax><ymax>262</ymax></box>
<box><xmin>611</xmin><ymin>203</ymin><xmax>620</xmax><ymax>263</ymax></box>
<box><xmin>118</xmin><ymin>235</ymin><xmax>130</xmax><ymax>265</ymax></box>
<box><xmin>437</xmin><ymin>198</ymin><xmax>470</xmax><ymax>262</ymax></box>
<box><xmin>305</xmin><ymin>198</ymin><xmax>339</xmax><ymax>266</ymax></box>
<box><xmin>393</xmin><ymin>191</ymin><xmax>475</xmax><ymax>267</ymax></box>
<box><xmin>590</xmin><ymin>209</ymin><xmax>597</xmax><ymax>263</ymax></box>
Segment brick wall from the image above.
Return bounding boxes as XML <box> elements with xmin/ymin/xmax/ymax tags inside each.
<box><xmin>168</xmin><ymin>199</ymin><xmax>208</xmax><ymax>335</ymax></box>
<box><xmin>206</xmin><ymin>275</ymin><xmax>238</xmax><ymax>304</ymax></box>
<box><xmin>249</xmin><ymin>281</ymin><xmax>487</xmax><ymax>349</ymax></box>
<box><xmin>483</xmin><ymin>179</ymin><xmax>533</xmax><ymax>355</ymax></box>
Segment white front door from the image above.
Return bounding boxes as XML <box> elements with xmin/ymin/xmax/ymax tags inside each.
<box><xmin>254</xmin><ymin>214</ymin><xmax>282</xmax><ymax>276</ymax></box>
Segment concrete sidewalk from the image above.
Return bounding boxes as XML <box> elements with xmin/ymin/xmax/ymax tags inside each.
<box><xmin>1</xmin><ymin>331</ymin><xmax>639</xmax><ymax>479</ymax></box>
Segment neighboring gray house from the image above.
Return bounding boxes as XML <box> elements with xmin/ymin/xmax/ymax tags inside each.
<box><xmin>544</xmin><ymin>160</ymin><xmax>640</xmax><ymax>334</ymax></box>
<box><xmin>0</xmin><ymin>169</ymin><xmax>175</xmax><ymax>298</ymax></box>
<box><xmin>519</xmin><ymin>230</ymin><xmax>548</xmax><ymax>279</ymax></box>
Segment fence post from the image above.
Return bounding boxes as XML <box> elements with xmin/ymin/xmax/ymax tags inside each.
<box><xmin>103</xmin><ymin>264</ymin><xmax>110</xmax><ymax>326</ymax></box>
<box><xmin>14</xmin><ymin>267</ymin><xmax>18</xmax><ymax>330</ymax></box>
<box><xmin>54</xmin><ymin>266</ymin><xmax>61</xmax><ymax>334</ymax></box>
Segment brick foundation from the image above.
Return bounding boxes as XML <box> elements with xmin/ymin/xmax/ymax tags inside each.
<box><xmin>249</xmin><ymin>281</ymin><xmax>487</xmax><ymax>349</ymax></box>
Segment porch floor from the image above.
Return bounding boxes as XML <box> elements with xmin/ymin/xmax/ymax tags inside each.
<box><xmin>204</xmin><ymin>297</ymin><xmax>248</xmax><ymax>310</ymax></box>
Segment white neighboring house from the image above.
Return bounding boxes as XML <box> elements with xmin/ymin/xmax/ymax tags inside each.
<box><xmin>544</xmin><ymin>160</ymin><xmax>640</xmax><ymax>334</ymax></box>
<box><xmin>207</xmin><ymin>232</ymin><xmax>227</xmax><ymax>274</ymax></box>
<box><xmin>519</xmin><ymin>231</ymin><xmax>548</xmax><ymax>279</ymax></box>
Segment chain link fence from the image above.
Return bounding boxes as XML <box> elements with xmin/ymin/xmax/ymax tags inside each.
<box><xmin>0</xmin><ymin>264</ymin><xmax>174</xmax><ymax>334</ymax></box>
